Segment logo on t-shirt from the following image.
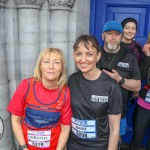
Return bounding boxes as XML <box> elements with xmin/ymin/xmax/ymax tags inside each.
<box><xmin>91</xmin><ymin>95</ymin><xmax>108</xmax><ymax>103</ymax></box>
<box><xmin>117</xmin><ymin>62</ymin><xmax>129</xmax><ymax>68</ymax></box>
<box><xmin>0</xmin><ymin>116</ymin><xmax>4</xmax><ymax>140</ymax></box>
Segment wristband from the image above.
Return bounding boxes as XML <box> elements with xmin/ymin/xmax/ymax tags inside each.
<box><xmin>19</xmin><ymin>144</ymin><xmax>27</xmax><ymax>150</ymax></box>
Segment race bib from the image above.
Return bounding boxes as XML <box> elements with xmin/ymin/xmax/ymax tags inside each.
<box><xmin>27</xmin><ymin>130</ymin><xmax>51</xmax><ymax>148</ymax></box>
<box><xmin>72</xmin><ymin>117</ymin><xmax>96</xmax><ymax>139</ymax></box>
<box><xmin>145</xmin><ymin>89</ymin><xmax>150</xmax><ymax>103</ymax></box>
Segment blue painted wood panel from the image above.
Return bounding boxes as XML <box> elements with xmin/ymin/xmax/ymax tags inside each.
<box><xmin>90</xmin><ymin>0</ymin><xmax>150</xmax><ymax>147</ymax></box>
<box><xmin>90</xmin><ymin>0</ymin><xmax>150</xmax><ymax>46</ymax></box>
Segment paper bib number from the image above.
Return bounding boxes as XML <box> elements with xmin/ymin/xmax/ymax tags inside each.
<box><xmin>72</xmin><ymin>117</ymin><xmax>96</xmax><ymax>139</ymax></box>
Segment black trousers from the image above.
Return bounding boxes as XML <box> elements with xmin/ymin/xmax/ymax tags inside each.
<box><xmin>130</xmin><ymin>105</ymin><xmax>150</xmax><ymax>150</ymax></box>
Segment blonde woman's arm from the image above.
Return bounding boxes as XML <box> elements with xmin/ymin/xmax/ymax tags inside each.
<box><xmin>11</xmin><ymin>114</ymin><xmax>29</xmax><ymax>150</ymax></box>
<box><xmin>56</xmin><ymin>124</ymin><xmax>71</xmax><ymax>150</ymax></box>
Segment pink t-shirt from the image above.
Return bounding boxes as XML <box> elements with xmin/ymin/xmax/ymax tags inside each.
<box><xmin>137</xmin><ymin>96</ymin><xmax>150</xmax><ymax>111</ymax></box>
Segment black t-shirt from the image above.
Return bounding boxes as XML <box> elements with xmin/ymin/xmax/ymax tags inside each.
<box><xmin>98</xmin><ymin>46</ymin><xmax>141</xmax><ymax>118</ymax></box>
<box><xmin>67</xmin><ymin>72</ymin><xmax>122</xmax><ymax>150</ymax></box>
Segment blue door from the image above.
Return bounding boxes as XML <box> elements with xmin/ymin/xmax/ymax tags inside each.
<box><xmin>90</xmin><ymin>0</ymin><xmax>150</xmax><ymax>146</ymax></box>
<box><xmin>90</xmin><ymin>0</ymin><xmax>150</xmax><ymax>46</ymax></box>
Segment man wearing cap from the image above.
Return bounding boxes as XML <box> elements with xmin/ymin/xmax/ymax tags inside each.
<box><xmin>98</xmin><ymin>21</ymin><xmax>141</xmax><ymax>146</ymax></box>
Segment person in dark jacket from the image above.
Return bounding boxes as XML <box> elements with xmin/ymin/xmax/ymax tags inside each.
<box><xmin>130</xmin><ymin>35</ymin><xmax>150</xmax><ymax>150</ymax></box>
<box><xmin>121</xmin><ymin>17</ymin><xmax>144</xmax><ymax>65</ymax></box>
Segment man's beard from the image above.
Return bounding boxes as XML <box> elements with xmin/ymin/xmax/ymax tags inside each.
<box><xmin>107</xmin><ymin>43</ymin><xmax>118</xmax><ymax>51</ymax></box>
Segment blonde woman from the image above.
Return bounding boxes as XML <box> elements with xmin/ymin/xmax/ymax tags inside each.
<box><xmin>8</xmin><ymin>48</ymin><xmax>72</xmax><ymax>150</ymax></box>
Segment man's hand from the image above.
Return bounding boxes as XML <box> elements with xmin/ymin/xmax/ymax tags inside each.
<box><xmin>102</xmin><ymin>69</ymin><xmax>122</xmax><ymax>83</ymax></box>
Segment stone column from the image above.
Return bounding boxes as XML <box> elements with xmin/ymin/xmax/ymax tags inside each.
<box><xmin>47</xmin><ymin>0</ymin><xmax>76</xmax><ymax>64</ymax></box>
<box><xmin>5</xmin><ymin>0</ymin><xmax>19</xmax><ymax>98</ymax></box>
<box><xmin>0</xmin><ymin>1</ymin><xmax>15</xmax><ymax>149</ymax></box>
<box><xmin>14</xmin><ymin>0</ymin><xmax>46</xmax><ymax>79</ymax></box>
<box><xmin>40</xmin><ymin>1</ymin><xmax>51</xmax><ymax>50</ymax></box>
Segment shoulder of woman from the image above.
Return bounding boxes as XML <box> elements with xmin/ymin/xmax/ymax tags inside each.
<box><xmin>18</xmin><ymin>77</ymin><xmax>35</xmax><ymax>91</ymax></box>
<box><xmin>69</xmin><ymin>72</ymin><xmax>80</xmax><ymax>80</ymax></box>
<box><xmin>134</xmin><ymin>40</ymin><xmax>143</xmax><ymax>49</ymax></box>
<box><xmin>18</xmin><ymin>78</ymin><xmax>29</xmax><ymax>87</ymax></box>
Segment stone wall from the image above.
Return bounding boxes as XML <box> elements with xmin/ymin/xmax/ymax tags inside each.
<box><xmin>0</xmin><ymin>0</ymin><xmax>90</xmax><ymax>149</ymax></box>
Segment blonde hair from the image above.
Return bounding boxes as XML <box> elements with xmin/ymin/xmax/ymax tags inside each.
<box><xmin>147</xmin><ymin>33</ymin><xmax>150</xmax><ymax>44</ymax></box>
<box><xmin>34</xmin><ymin>48</ymin><xmax>67</xmax><ymax>90</ymax></box>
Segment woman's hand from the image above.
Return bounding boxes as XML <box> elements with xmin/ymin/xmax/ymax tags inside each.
<box><xmin>143</xmin><ymin>43</ymin><xmax>150</xmax><ymax>56</ymax></box>
<box><xmin>11</xmin><ymin>115</ymin><xmax>27</xmax><ymax>149</ymax></box>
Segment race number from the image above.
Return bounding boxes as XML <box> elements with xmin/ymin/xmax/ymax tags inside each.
<box><xmin>72</xmin><ymin>117</ymin><xmax>96</xmax><ymax>139</ymax></box>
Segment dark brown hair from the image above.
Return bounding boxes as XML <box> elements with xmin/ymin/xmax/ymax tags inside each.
<box><xmin>121</xmin><ymin>17</ymin><xmax>138</xmax><ymax>31</ymax></box>
<box><xmin>73</xmin><ymin>35</ymin><xmax>100</xmax><ymax>53</ymax></box>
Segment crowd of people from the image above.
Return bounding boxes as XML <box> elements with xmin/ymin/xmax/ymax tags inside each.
<box><xmin>7</xmin><ymin>18</ymin><xmax>150</xmax><ymax>150</ymax></box>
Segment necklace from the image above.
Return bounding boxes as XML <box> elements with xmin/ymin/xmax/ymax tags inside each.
<box><xmin>108</xmin><ymin>53</ymin><xmax>117</xmax><ymax>69</ymax></box>
<box><xmin>99</xmin><ymin>48</ymin><xmax>118</xmax><ymax>71</ymax></box>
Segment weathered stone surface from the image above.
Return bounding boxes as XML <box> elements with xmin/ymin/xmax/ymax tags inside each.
<box><xmin>0</xmin><ymin>0</ymin><xmax>7</xmax><ymax>7</ymax></box>
<box><xmin>48</xmin><ymin>0</ymin><xmax>76</xmax><ymax>10</ymax></box>
<box><xmin>14</xmin><ymin>0</ymin><xmax>46</xmax><ymax>8</ymax></box>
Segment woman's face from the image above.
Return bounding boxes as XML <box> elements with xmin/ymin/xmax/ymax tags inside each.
<box><xmin>40</xmin><ymin>52</ymin><xmax>63</xmax><ymax>85</ymax></box>
<box><xmin>123</xmin><ymin>22</ymin><xmax>137</xmax><ymax>41</ymax></box>
<box><xmin>74</xmin><ymin>42</ymin><xmax>100</xmax><ymax>74</ymax></box>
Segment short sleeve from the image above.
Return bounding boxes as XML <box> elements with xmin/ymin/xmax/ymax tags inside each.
<box><xmin>7</xmin><ymin>79</ymin><xmax>28</xmax><ymax>116</ymax></box>
<box><xmin>107</xmin><ymin>84</ymin><xmax>122</xmax><ymax>114</ymax></box>
<box><xmin>60</xmin><ymin>87</ymin><xmax>72</xmax><ymax>125</ymax></box>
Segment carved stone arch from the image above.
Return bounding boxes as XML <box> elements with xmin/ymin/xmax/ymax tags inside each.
<box><xmin>0</xmin><ymin>0</ymin><xmax>7</xmax><ymax>7</ymax></box>
<box><xmin>14</xmin><ymin>0</ymin><xmax>46</xmax><ymax>9</ymax></box>
<box><xmin>47</xmin><ymin>0</ymin><xmax>76</xmax><ymax>10</ymax></box>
